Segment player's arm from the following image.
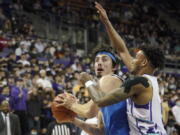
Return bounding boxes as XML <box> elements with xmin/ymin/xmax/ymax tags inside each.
<box><xmin>56</xmin><ymin>73</ymin><xmax>122</xmax><ymax>118</ymax></box>
<box><xmin>87</xmin><ymin>76</ymin><xmax>151</xmax><ymax>107</ymax></box>
<box><xmin>95</xmin><ymin>2</ymin><xmax>133</xmax><ymax>71</ymax></box>
<box><xmin>72</xmin><ymin>111</ymin><xmax>104</xmax><ymax>135</ymax></box>
<box><xmin>55</xmin><ymin>94</ymin><xmax>99</xmax><ymax>118</ymax></box>
<box><xmin>69</xmin><ymin>74</ymin><xmax>122</xmax><ymax>118</ymax></box>
<box><xmin>70</xmin><ymin>100</ymin><xmax>99</xmax><ymax>118</ymax></box>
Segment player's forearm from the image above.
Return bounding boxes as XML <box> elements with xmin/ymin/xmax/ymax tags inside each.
<box><xmin>71</xmin><ymin>103</ymin><xmax>96</xmax><ymax>118</ymax></box>
<box><xmin>86</xmin><ymin>85</ymin><xmax>105</xmax><ymax>105</ymax></box>
<box><xmin>103</xmin><ymin>19</ymin><xmax>132</xmax><ymax>70</ymax></box>
<box><xmin>87</xmin><ymin>86</ymin><xmax>129</xmax><ymax>107</ymax></box>
<box><xmin>72</xmin><ymin>118</ymin><xmax>104</xmax><ymax>135</ymax></box>
<box><xmin>97</xmin><ymin>89</ymin><xmax>129</xmax><ymax>107</ymax></box>
<box><xmin>103</xmin><ymin>19</ymin><xmax>127</xmax><ymax>53</ymax></box>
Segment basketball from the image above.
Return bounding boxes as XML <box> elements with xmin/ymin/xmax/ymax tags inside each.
<box><xmin>51</xmin><ymin>97</ymin><xmax>77</xmax><ymax>123</ymax></box>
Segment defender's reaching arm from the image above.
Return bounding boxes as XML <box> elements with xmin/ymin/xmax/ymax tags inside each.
<box><xmin>95</xmin><ymin>2</ymin><xmax>133</xmax><ymax>71</ymax></box>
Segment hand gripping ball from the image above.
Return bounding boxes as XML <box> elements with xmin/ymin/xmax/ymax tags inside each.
<box><xmin>51</xmin><ymin>96</ymin><xmax>77</xmax><ymax>123</ymax></box>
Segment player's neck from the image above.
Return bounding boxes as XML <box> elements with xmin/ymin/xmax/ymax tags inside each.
<box><xmin>136</xmin><ymin>67</ymin><xmax>154</xmax><ymax>76</ymax></box>
<box><xmin>98</xmin><ymin>72</ymin><xmax>114</xmax><ymax>78</ymax></box>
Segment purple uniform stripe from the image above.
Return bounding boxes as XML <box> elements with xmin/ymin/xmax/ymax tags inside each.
<box><xmin>150</xmin><ymin>101</ymin><xmax>152</xmax><ymax>121</ymax></box>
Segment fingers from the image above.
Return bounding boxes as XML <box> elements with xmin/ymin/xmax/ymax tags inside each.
<box><xmin>62</xmin><ymin>92</ymin><xmax>76</xmax><ymax>99</ymax></box>
<box><xmin>54</xmin><ymin>98</ymin><xmax>63</xmax><ymax>103</ymax></box>
<box><xmin>55</xmin><ymin>93</ymin><xmax>75</xmax><ymax>103</ymax></box>
<box><xmin>95</xmin><ymin>1</ymin><xmax>104</xmax><ymax>11</ymax></box>
<box><xmin>55</xmin><ymin>103</ymin><xmax>65</xmax><ymax>107</ymax></box>
<box><xmin>54</xmin><ymin>95</ymin><xmax>65</xmax><ymax>104</ymax></box>
<box><xmin>54</xmin><ymin>97</ymin><xmax>66</xmax><ymax>107</ymax></box>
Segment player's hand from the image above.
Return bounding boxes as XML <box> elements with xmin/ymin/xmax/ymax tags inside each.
<box><xmin>79</xmin><ymin>72</ymin><xmax>93</xmax><ymax>85</ymax></box>
<box><xmin>54</xmin><ymin>93</ymin><xmax>78</xmax><ymax>110</ymax></box>
<box><xmin>95</xmin><ymin>2</ymin><xmax>109</xmax><ymax>23</ymax></box>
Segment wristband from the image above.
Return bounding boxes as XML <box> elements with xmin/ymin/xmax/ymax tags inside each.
<box><xmin>85</xmin><ymin>80</ymin><xmax>96</xmax><ymax>88</ymax></box>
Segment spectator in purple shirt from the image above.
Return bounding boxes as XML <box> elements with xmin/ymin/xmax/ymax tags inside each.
<box><xmin>52</xmin><ymin>75</ymin><xmax>65</xmax><ymax>95</ymax></box>
<box><xmin>10</xmin><ymin>78</ymin><xmax>28</xmax><ymax>135</ymax></box>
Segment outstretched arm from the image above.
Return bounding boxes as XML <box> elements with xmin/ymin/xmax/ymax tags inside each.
<box><xmin>95</xmin><ymin>2</ymin><xmax>133</xmax><ymax>71</ymax></box>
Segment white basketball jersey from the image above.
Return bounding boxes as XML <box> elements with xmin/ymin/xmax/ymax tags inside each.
<box><xmin>126</xmin><ymin>74</ymin><xmax>167</xmax><ymax>135</ymax></box>
<box><xmin>80</xmin><ymin>117</ymin><xmax>98</xmax><ymax>135</ymax></box>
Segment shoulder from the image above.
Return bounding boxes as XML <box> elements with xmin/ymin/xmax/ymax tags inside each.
<box><xmin>10</xmin><ymin>113</ymin><xmax>17</xmax><ymax>117</ymax></box>
<box><xmin>10</xmin><ymin>113</ymin><xmax>20</xmax><ymax>121</ymax></box>
<box><xmin>99</xmin><ymin>74</ymin><xmax>122</xmax><ymax>84</ymax></box>
<box><xmin>99</xmin><ymin>74</ymin><xmax>123</xmax><ymax>92</ymax></box>
<box><xmin>123</xmin><ymin>76</ymin><xmax>151</xmax><ymax>94</ymax></box>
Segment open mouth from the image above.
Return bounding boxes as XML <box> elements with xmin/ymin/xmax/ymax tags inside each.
<box><xmin>97</xmin><ymin>68</ymin><xmax>104</xmax><ymax>72</ymax></box>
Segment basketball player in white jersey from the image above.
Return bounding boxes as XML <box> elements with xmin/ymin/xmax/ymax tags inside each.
<box><xmin>78</xmin><ymin>2</ymin><xmax>167</xmax><ymax>135</ymax></box>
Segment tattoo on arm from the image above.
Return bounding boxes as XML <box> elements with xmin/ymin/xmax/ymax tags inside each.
<box><xmin>87</xmin><ymin>84</ymin><xmax>129</xmax><ymax>107</ymax></box>
<box><xmin>87</xmin><ymin>76</ymin><xmax>150</xmax><ymax>107</ymax></box>
<box><xmin>87</xmin><ymin>85</ymin><xmax>105</xmax><ymax>103</ymax></box>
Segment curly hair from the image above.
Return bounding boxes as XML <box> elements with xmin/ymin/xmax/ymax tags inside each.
<box><xmin>139</xmin><ymin>45</ymin><xmax>165</xmax><ymax>69</ymax></box>
<box><xmin>92</xmin><ymin>45</ymin><xmax>119</xmax><ymax>68</ymax></box>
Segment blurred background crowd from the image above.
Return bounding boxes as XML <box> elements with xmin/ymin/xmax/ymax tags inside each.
<box><xmin>0</xmin><ymin>0</ymin><xmax>179</xmax><ymax>135</ymax></box>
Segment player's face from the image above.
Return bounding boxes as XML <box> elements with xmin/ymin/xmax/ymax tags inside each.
<box><xmin>94</xmin><ymin>54</ymin><xmax>114</xmax><ymax>78</ymax></box>
<box><xmin>131</xmin><ymin>50</ymin><xmax>147</xmax><ymax>75</ymax></box>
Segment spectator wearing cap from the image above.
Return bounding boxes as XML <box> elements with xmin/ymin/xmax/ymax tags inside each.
<box><xmin>10</xmin><ymin>78</ymin><xmax>28</xmax><ymax>135</ymax></box>
<box><xmin>0</xmin><ymin>99</ymin><xmax>21</xmax><ymax>135</ymax></box>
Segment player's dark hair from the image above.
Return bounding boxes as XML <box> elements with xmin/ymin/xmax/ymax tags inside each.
<box><xmin>138</xmin><ymin>45</ymin><xmax>165</xmax><ymax>69</ymax></box>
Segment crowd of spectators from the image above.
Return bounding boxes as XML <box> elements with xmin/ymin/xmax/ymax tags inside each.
<box><xmin>106</xmin><ymin>0</ymin><xmax>180</xmax><ymax>56</ymax></box>
<box><xmin>154</xmin><ymin>0</ymin><xmax>180</xmax><ymax>22</ymax></box>
<box><xmin>0</xmin><ymin>33</ymin><xmax>93</xmax><ymax>135</ymax></box>
<box><xmin>0</xmin><ymin>0</ymin><xmax>179</xmax><ymax>135</ymax></box>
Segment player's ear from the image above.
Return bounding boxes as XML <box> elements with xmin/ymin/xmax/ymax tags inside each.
<box><xmin>141</xmin><ymin>58</ymin><xmax>148</xmax><ymax>67</ymax></box>
<box><xmin>92</xmin><ymin>62</ymin><xmax>95</xmax><ymax>67</ymax></box>
<box><xmin>113</xmin><ymin>64</ymin><xmax>119</xmax><ymax>73</ymax></box>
